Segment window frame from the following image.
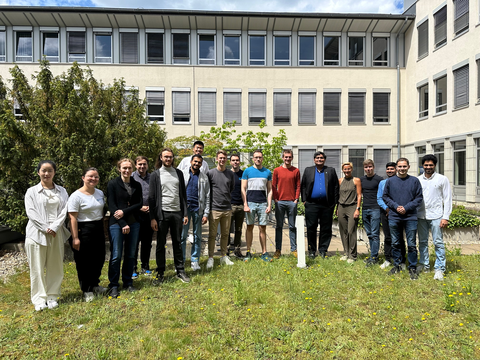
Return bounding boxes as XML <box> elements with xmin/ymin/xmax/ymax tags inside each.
<box><xmin>348</xmin><ymin>92</ymin><xmax>366</xmax><ymax>124</ymax></box>
<box><xmin>68</xmin><ymin>31</ymin><xmax>86</xmax><ymax>63</ymax></box>
<box><xmin>418</xmin><ymin>84</ymin><xmax>429</xmax><ymax>119</ymax></box>
<box><xmin>298</xmin><ymin>36</ymin><xmax>315</xmax><ymax>66</ymax></box>
<box><xmin>323</xmin><ymin>92</ymin><xmax>341</xmax><ymax>124</ymax></box>
<box><xmin>274</xmin><ymin>36</ymin><xmax>291</xmax><ymax>66</ymax></box>
<box><xmin>248</xmin><ymin>92</ymin><xmax>266</xmax><ymax>125</ymax></box>
<box><xmin>172</xmin><ymin>90</ymin><xmax>191</xmax><ymax>124</ymax></box>
<box><xmin>198</xmin><ymin>34</ymin><xmax>216</xmax><ymax>65</ymax></box>
<box><xmin>372</xmin><ymin>37</ymin><xmax>388</xmax><ymax>67</ymax></box>
<box><xmin>416</xmin><ymin>145</ymin><xmax>426</xmax><ymax>175</ymax></box>
<box><xmin>146</xmin><ymin>32</ymin><xmax>164</xmax><ymax>64</ymax></box>
<box><xmin>476</xmin><ymin>138</ymin><xmax>480</xmax><ymax>187</ymax></box>
<box><xmin>323</xmin><ymin>36</ymin><xmax>340</xmax><ymax>66</ymax></box>
<box><xmin>146</xmin><ymin>90</ymin><xmax>165</xmax><ymax>124</ymax></box>
<box><xmin>94</xmin><ymin>32</ymin><xmax>112</xmax><ymax>63</ymax></box>
<box><xmin>15</xmin><ymin>31</ymin><xmax>33</xmax><ymax>62</ymax></box>
<box><xmin>42</xmin><ymin>32</ymin><xmax>59</xmax><ymax>63</ymax></box>
<box><xmin>273</xmin><ymin>91</ymin><xmax>291</xmax><ymax>125</ymax></box>
<box><xmin>0</xmin><ymin>31</ymin><xmax>5</xmax><ymax>62</ymax></box>
<box><xmin>433</xmin><ymin>143</ymin><xmax>445</xmax><ymax>175</ymax></box>
<box><xmin>434</xmin><ymin>6</ymin><xmax>447</xmax><ymax>48</ymax></box>
<box><xmin>198</xmin><ymin>91</ymin><xmax>217</xmax><ymax>124</ymax></box>
<box><xmin>417</xmin><ymin>20</ymin><xmax>429</xmax><ymax>59</ymax></box>
<box><xmin>373</xmin><ymin>149</ymin><xmax>391</xmax><ymax>178</ymax></box>
<box><xmin>223</xmin><ymin>35</ymin><xmax>241</xmax><ymax>66</ymax></box>
<box><xmin>373</xmin><ymin>92</ymin><xmax>390</xmax><ymax>124</ymax></box>
<box><xmin>348</xmin><ymin>149</ymin><xmax>366</xmax><ymax>178</ymax></box>
<box><xmin>248</xmin><ymin>35</ymin><xmax>266</xmax><ymax>66</ymax></box>
<box><xmin>223</xmin><ymin>92</ymin><xmax>242</xmax><ymax>124</ymax></box>
<box><xmin>298</xmin><ymin>92</ymin><xmax>316</xmax><ymax>125</ymax></box>
<box><xmin>435</xmin><ymin>75</ymin><xmax>447</xmax><ymax>113</ymax></box>
<box><xmin>119</xmin><ymin>32</ymin><xmax>138</xmax><ymax>64</ymax></box>
<box><xmin>453</xmin><ymin>140</ymin><xmax>467</xmax><ymax>186</ymax></box>
<box><xmin>453</xmin><ymin>64</ymin><xmax>469</xmax><ymax>109</ymax></box>
<box><xmin>172</xmin><ymin>33</ymin><xmax>190</xmax><ymax>65</ymax></box>
<box><xmin>348</xmin><ymin>36</ymin><xmax>364</xmax><ymax>67</ymax></box>
<box><xmin>454</xmin><ymin>0</ymin><xmax>469</xmax><ymax>36</ymax></box>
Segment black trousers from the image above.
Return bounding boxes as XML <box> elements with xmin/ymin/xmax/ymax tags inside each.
<box><xmin>229</xmin><ymin>204</ymin><xmax>245</xmax><ymax>248</ymax></box>
<box><xmin>155</xmin><ymin>211</ymin><xmax>185</xmax><ymax>274</ymax></box>
<box><xmin>381</xmin><ymin>209</ymin><xmax>407</xmax><ymax>263</ymax></box>
<box><xmin>134</xmin><ymin>212</ymin><xmax>154</xmax><ymax>271</ymax></box>
<box><xmin>69</xmin><ymin>220</ymin><xmax>106</xmax><ymax>293</ymax></box>
<box><xmin>305</xmin><ymin>202</ymin><xmax>334</xmax><ymax>254</ymax></box>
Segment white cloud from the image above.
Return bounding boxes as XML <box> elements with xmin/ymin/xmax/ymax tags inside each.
<box><xmin>2</xmin><ymin>0</ymin><xmax>404</xmax><ymax>14</ymax></box>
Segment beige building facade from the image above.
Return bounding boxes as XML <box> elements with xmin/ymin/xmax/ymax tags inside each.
<box><xmin>0</xmin><ymin>2</ymin><xmax>478</xmax><ymax>205</ymax></box>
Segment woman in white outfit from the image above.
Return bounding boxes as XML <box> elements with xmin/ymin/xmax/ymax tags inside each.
<box><xmin>24</xmin><ymin>160</ymin><xmax>70</xmax><ymax>311</ymax></box>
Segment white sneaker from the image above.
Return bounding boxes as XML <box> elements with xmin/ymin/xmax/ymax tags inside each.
<box><xmin>35</xmin><ymin>303</ymin><xmax>47</xmax><ymax>311</ymax></box>
<box><xmin>187</xmin><ymin>234</ymin><xmax>194</xmax><ymax>244</ymax></box>
<box><xmin>84</xmin><ymin>292</ymin><xmax>94</xmax><ymax>303</ymax></box>
<box><xmin>347</xmin><ymin>259</ymin><xmax>355</xmax><ymax>264</ymax></box>
<box><xmin>340</xmin><ymin>255</ymin><xmax>348</xmax><ymax>261</ymax></box>
<box><xmin>47</xmin><ymin>300</ymin><xmax>58</xmax><ymax>309</ymax></box>
<box><xmin>206</xmin><ymin>257</ymin><xmax>214</xmax><ymax>269</ymax></box>
<box><xmin>434</xmin><ymin>269</ymin><xmax>444</xmax><ymax>281</ymax></box>
<box><xmin>191</xmin><ymin>261</ymin><xmax>201</xmax><ymax>271</ymax></box>
<box><xmin>380</xmin><ymin>260</ymin><xmax>392</xmax><ymax>269</ymax></box>
<box><xmin>400</xmin><ymin>263</ymin><xmax>407</xmax><ymax>271</ymax></box>
<box><xmin>220</xmin><ymin>256</ymin><xmax>234</xmax><ymax>266</ymax></box>
<box><xmin>92</xmin><ymin>286</ymin><xmax>107</xmax><ymax>295</ymax></box>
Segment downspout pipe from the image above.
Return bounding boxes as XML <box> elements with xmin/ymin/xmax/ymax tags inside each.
<box><xmin>396</xmin><ymin>17</ymin><xmax>409</xmax><ymax>158</ymax></box>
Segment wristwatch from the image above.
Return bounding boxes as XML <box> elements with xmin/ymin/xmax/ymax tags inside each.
<box><xmin>356</xmin><ymin>207</ymin><xmax>360</xmax><ymax>210</ymax></box>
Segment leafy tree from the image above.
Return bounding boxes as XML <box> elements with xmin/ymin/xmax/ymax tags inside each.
<box><xmin>0</xmin><ymin>61</ymin><xmax>167</xmax><ymax>233</ymax></box>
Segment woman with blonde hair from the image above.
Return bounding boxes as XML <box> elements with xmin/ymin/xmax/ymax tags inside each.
<box><xmin>24</xmin><ymin>160</ymin><xmax>70</xmax><ymax>311</ymax></box>
<box><xmin>337</xmin><ymin>162</ymin><xmax>362</xmax><ymax>263</ymax></box>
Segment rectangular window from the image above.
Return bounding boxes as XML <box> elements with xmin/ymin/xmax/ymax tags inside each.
<box><xmin>454</xmin><ymin>0</ymin><xmax>469</xmax><ymax>35</ymax></box>
<box><xmin>348</xmin><ymin>37</ymin><xmax>364</xmax><ymax>66</ymax></box>
<box><xmin>94</xmin><ymin>33</ymin><xmax>112</xmax><ymax>63</ymax></box>
<box><xmin>324</xmin><ymin>36</ymin><xmax>339</xmax><ymax>66</ymax></box>
<box><xmin>349</xmin><ymin>149</ymin><xmax>366</xmax><ymax>178</ymax></box>
<box><xmin>248</xmin><ymin>92</ymin><xmax>266</xmax><ymax>124</ymax></box>
<box><xmin>298</xmin><ymin>36</ymin><xmax>315</xmax><ymax>66</ymax></box>
<box><xmin>323</xmin><ymin>92</ymin><xmax>340</xmax><ymax>124</ymax></box>
<box><xmin>433</xmin><ymin>143</ymin><xmax>445</xmax><ymax>175</ymax></box>
<box><xmin>198</xmin><ymin>92</ymin><xmax>216</xmax><ymax>124</ymax></box>
<box><xmin>298</xmin><ymin>92</ymin><xmax>316</xmax><ymax>124</ymax></box>
<box><xmin>298</xmin><ymin>149</ymin><xmax>316</xmax><ymax>178</ymax></box>
<box><xmin>172</xmin><ymin>91</ymin><xmax>190</xmax><ymax>123</ymax></box>
<box><xmin>172</xmin><ymin>33</ymin><xmax>190</xmax><ymax>64</ymax></box>
<box><xmin>348</xmin><ymin>92</ymin><xmax>365</xmax><ymax>123</ymax></box>
<box><xmin>42</xmin><ymin>32</ymin><xmax>59</xmax><ymax>62</ymax></box>
<box><xmin>0</xmin><ymin>31</ymin><xmax>5</xmax><ymax>62</ymax></box>
<box><xmin>274</xmin><ymin>36</ymin><xmax>290</xmax><ymax>66</ymax></box>
<box><xmin>224</xmin><ymin>36</ymin><xmax>240</xmax><ymax>65</ymax></box>
<box><xmin>434</xmin><ymin>6</ymin><xmax>447</xmax><ymax>48</ymax></box>
<box><xmin>147</xmin><ymin>33</ymin><xmax>164</xmax><ymax>64</ymax></box>
<box><xmin>435</xmin><ymin>76</ymin><xmax>447</xmax><ymax>113</ymax></box>
<box><xmin>120</xmin><ymin>32</ymin><xmax>138</xmax><ymax>64</ymax></box>
<box><xmin>373</xmin><ymin>149</ymin><xmax>391</xmax><ymax>178</ymax></box>
<box><xmin>324</xmin><ymin>149</ymin><xmax>341</xmax><ymax>176</ymax></box>
<box><xmin>372</xmin><ymin>37</ymin><xmax>388</xmax><ymax>66</ymax></box>
<box><xmin>417</xmin><ymin>21</ymin><xmax>428</xmax><ymax>59</ymax></box>
<box><xmin>273</xmin><ymin>92</ymin><xmax>291</xmax><ymax>124</ymax></box>
<box><xmin>454</xmin><ymin>65</ymin><xmax>469</xmax><ymax>109</ymax></box>
<box><xmin>198</xmin><ymin>34</ymin><xmax>215</xmax><ymax>65</ymax></box>
<box><xmin>14</xmin><ymin>99</ymin><xmax>23</xmax><ymax>119</ymax></box>
<box><xmin>454</xmin><ymin>140</ymin><xmax>466</xmax><ymax>185</ymax></box>
<box><xmin>416</xmin><ymin>145</ymin><xmax>426</xmax><ymax>175</ymax></box>
<box><xmin>68</xmin><ymin>31</ymin><xmax>86</xmax><ymax>63</ymax></box>
<box><xmin>146</xmin><ymin>90</ymin><xmax>165</xmax><ymax>123</ymax></box>
<box><xmin>418</xmin><ymin>84</ymin><xmax>429</xmax><ymax>118</ymax></box>
<box><xmin>223</xmin><ymin>92</ymin><xmax>241</xmax><ymax>124</ymax></box>
<box><xmin>16</xmin><ymin>32</ymin><xmax>32</xmax><ymax>62</ymax></box>
<box><xmin>478</xmin><ymin>59</ymin><xmax>480</xmax><ymax>102</ymax></box>
<box><xmin>373</xmin><ymin>93</ymin><xmax>389</xmax><ymax>123</ymax></box>
<box><xmin>477</xmin><ymin>139</ymin><xmax>480</xmax><ymax>186</ymax></box>
<box><xmin>249</xmin><ymin>35</ymin><xmax>265</xmax><ymax>66</ymax></box>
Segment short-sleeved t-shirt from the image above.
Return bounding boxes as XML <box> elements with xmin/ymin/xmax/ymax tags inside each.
<box><xmin>242</xmin><ymin>166</ymin><xmax>272</xmax><ymax>203</ymax></box>
<box><xmin>67</xmin><ymin>189</ymin><xmax>104</xmax><ymax>222</ymax></box>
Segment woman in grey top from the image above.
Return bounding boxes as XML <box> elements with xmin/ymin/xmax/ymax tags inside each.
<box><xmin>24</xmin><ymin>160</ymin><xmax>70</xmax><ymax>311</ymax></box>
<box><xmin>337</xmin><ymin>162</ymin><xmax>362</xmax><ymax>263</ymax></box>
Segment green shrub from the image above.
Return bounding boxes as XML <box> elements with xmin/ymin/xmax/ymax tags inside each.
<box><xmin>447</xmin><ymin>206</ymin><xmax>480</xmax><ymax>229</ymax></box>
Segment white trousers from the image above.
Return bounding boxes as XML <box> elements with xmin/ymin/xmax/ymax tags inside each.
<box><xmin>25</xmin><ymin>235</ymin><xmax>64</xmax><ymax>306</ymax></box>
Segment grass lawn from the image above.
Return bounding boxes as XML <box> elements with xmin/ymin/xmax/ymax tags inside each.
<box><xmin>1</xmin><ymin>250</ymin><xmax>479</xmax><ymax>359</ymax></box>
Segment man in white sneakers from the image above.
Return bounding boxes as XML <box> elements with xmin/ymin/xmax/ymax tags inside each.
<box><xmin>417</xmin><ymin>154</ymin><xmax>452</xmax><ymax>281</ymax></box>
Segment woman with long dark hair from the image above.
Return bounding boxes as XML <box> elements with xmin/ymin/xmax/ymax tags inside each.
<box><xmin>24</xmin><ymin>160</ymin><xmax>70</xmax><ymax>311</ymax></box>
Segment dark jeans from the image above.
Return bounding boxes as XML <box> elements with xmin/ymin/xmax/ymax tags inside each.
<box><xmin>363</xmin><ymin>208</ymin><xmax>381</xmax><ymax>259</ymax></box>
<box><xmin>275</xmin><ymin>200</ymin><xmax>297</xmax><ymax>251</ymax></box>
<box><xmin>155</xmin><ymin>211</ymin><xmax>185</xmax><ymax>274</ymax></box>
<box><xmin>108</xmin><ymin>222</ymin><xmax>140</xmax><ymax>288</ymax></box>
<box><xmin>381</xmin><ymin>209</ymin><xmax>406</xmax><ymax>263</ymax></box>
<box><xmin>134</xmin><ymin>212</ymin><xmax>154</xmax><ymax>271</ymax></box>
<box><xmin>305</xmin><ymin>202</ymin><xmax>334</xmax><ymax>255</ymax></box>
<box><xmin>69</xmin><ymin>220</ymin><xmax>106</xmax><ymax>293</ymax></box>
<box><xmin>230</xmin><ymin>204</ymin><xmax>245</xmax><ymax>248</ymax></box>
<box><xmin>389</xmin><ymin>218</ymin><xmax>418</xmax><ymax>269</ymax></box>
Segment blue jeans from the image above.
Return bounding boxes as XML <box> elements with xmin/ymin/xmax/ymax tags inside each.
<box><xmin>245</xmin><ymin>202</ymin><xmax>268</xmax><ymax>226</ymax></box>
<box><xmin>418</xmin><ymin>218</ymin><xmax>446</xmax><ymax>272</ymax></box>
<box><xmin>181</xmin><ymin>208</ymin><xmax>203</xmax><ymax>263</ymax></box>
<box><xmin>275</xmin><ymin>200</ymin><xmax>297</xmax><ymax>251</ymax></box>
<box><xmin>108</xmin><ymin>222</ymin><xmax>140</xmax><ymax>288</ymax></box>
<box><xmin>389</xmin><ymin>219</ymin><xmax>418</xmax><ymax>269</ymax></box>
<box><xmin>363</xmin><ymin>208</ymin><xmax>381</xmax><ymax>259</ymax></box>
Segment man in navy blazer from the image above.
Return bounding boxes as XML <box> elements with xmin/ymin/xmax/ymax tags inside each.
<box><xmin>300</xmin><ymin>151</ymin><xmax>339</xmax><ymax>258</ymax></box>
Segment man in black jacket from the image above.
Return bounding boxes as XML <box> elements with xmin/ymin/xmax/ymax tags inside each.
<box><xmin>149</xmin><ymin>148</ymin><xmax>190</xmax><ymax>284</ymax></box>
<box><xmin>300</xmin><ymin>151</ymin><xmax>339</xmax><ymax>258</ymax></box>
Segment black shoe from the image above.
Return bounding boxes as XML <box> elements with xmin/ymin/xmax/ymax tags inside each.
<box><xmin>388</xmin><ymin>265</ymin><xmax>401</xmax><ymax>275</ymax></box>
<box><xmin>152</xmin><ymin>274</ymin><xmax>165</xmax><ymax>286</ymax></box>
<box><xmin>308</xmin><ymin>252</ymin><xmax>316</xmax><ymax>259</ymax></box>
<box><xmin>365</xmin><ymin>258</ymin><xmax>378</xmax><ymax>268</ymax></box>
<box><xmin>127</xmin><ymin>285</ymin><xmax>137</xmax><ymax>293</ymax></box>
<box><xmin>409</xmin><ymin>268</ymin><xmax>418</xmax><ymax>280</ymax></box>
<box><xmin>109</xmin><ymin>287</ymin><xmax>119</xmax><ymax>298</ymax></box>
<box><xmin>319</xmin><ymin>252</ymin><xmax>326</xmax><ymax>259</ymax></box>
<box><xmin>176</xmin><ymin>271</ymin><xmax>190</xmax><ymax>283</ymax></box>
<box><xmin>233</xmin><ymin>248</ymin><xmax>245</xmax><ymax>259</ymax></box>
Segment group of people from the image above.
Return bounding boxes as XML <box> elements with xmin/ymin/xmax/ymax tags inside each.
<box><xmin>23</xmin><ymin>141</ymin><xmax>451</xmax><ymax>311</ymax></box>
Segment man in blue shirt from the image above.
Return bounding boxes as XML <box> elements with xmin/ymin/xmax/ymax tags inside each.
<box><xmin>383</xmin><ymin>158</ymin><xmax>423</xmax><ymax>280</ymax></box>
<box><xmin>181</xmin><ymin>154</ymin><xmax>210</xmax><ymax>271</ymax></box>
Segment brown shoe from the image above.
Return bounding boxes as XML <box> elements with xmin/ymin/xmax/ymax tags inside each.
<box><xmin>291</xmin><ymin>250</ymin><xmax>298</xmax><ymax>258</ymax></box>
<box><xmin>273</xmin><ymin>250</ymin><xmax>281</xmax><ymax>259</ymax></box>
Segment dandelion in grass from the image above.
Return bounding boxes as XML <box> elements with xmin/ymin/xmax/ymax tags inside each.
<box><xmin>409</xmin><ymin>338</ymin><xmax>413</xmax><ymax>341</ymax></box>
<box><xmin>460</xmin><ymin>323</ymin><xmax>464</xmax><ymax>326</ymax></box>
<box><xmin>247</xmin><ymin>308</ymin><xmax>251</xmax><ymax>311</ymax></box>
<box><xmin>347</xmin><ymin>319</ymin><xmax>351</xmax><ymax>322</ymax></box>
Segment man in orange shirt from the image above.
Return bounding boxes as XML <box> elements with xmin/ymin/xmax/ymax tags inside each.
<box><xmin>272</xmin><ymin>149</ymin><xmax>301</xmax><ymax>258</ymax></box>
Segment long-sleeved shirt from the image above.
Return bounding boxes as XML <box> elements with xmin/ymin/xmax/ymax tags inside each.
<box><xmin>382</xmin><ymin>175</ymin><xmax>423</xmax><ymax>221</ymax></box>
<box><xmin>178</xmin><ymin>156</ymin><xmax>209</xmax><ymax>173</ymax></box>
<box><xmin>377</xmin><ymin>179</ymin><xmax>388</xmax><ymax>210</ymax></box>
<box><xmin>132</xmin><ymin>171</ymin><xmax>150</xmax><ymax>206</ymax></box>
<box><xmin>272</xmin><ymin>166</ymin><xmax>300</xmax><ymax>201</ymax></box>
<box><xmin>417</xmin><ymin>172</ymin><xmax>452</xmax><ymax>220</ymax></box>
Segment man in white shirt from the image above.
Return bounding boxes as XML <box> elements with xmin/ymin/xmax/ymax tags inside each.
<box><xmin>417</xmin><ymin>154</ymin><xmax>452</xmax><ymax>281</ymax></box>
<box><xmin>177</xmin><ymin>140</ymin><xmax>210</xmax><ymax>173</ymax></box>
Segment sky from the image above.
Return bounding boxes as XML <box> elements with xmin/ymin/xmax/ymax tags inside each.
<box><xmin>0</xmin><ymin>0</ymin><xmax>405</xmax><ymax>14</ymax></box>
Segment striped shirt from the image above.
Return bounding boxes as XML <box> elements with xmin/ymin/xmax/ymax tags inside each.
<box><xmin>242</xmin><ymin>166</ymin><xmax>272</xmax><ymax>203</ymax></box>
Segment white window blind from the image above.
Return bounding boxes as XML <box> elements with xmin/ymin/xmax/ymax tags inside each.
<box><xmin>120</xmin><ymin>32</ymin><xmax>138</xmax><ymax>64</ymax></box>
<box><xmin>248</xmin><ymin>92</ymin><xmax>266</xmax><ymax>125</ymax></box>
<box><xmin>454</xmin><ymin>65</ymin><xmax>469</xmax><ymax>108</ymax></box>
<box><xmin>223</xmin><ymin>92</ymin><xmax>241</xmax><ymax>124</ymax></box>
<box><xmin>298</xmin><ymin>92</ymin><xmax>316</xmax><ymax>124</ymax></box>
<box><xmin>273</xmin><ymin>92</ymin><xmax>291</xmax><ymax>124</ymax></box>
<box><xmin>417</xmin><ymin>21</ymin><xmax>428</xmax><ymax>58</ymax></box>
<box><xmin>198</xmin><ymin>92</ymin><xmax>216</xmax><ymax>124</ymax></box>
